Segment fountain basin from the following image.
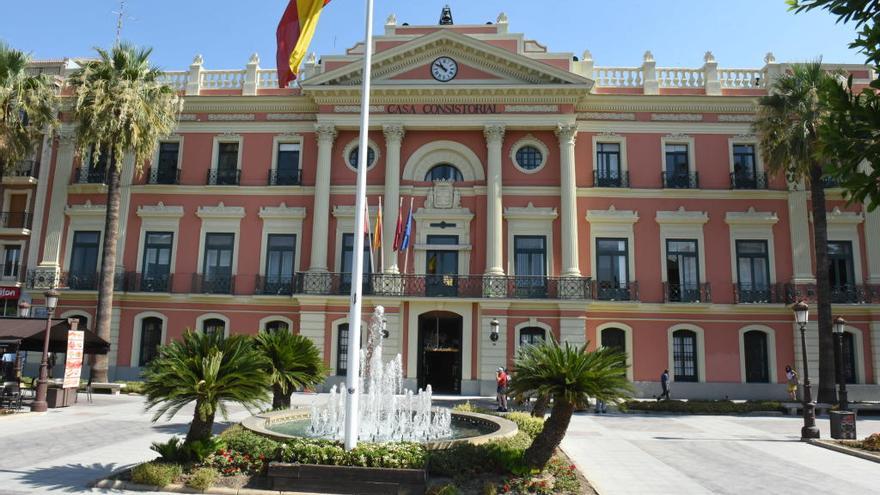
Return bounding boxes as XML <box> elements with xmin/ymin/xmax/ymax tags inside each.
<box><xmin>242</xmin><ymin>407</ymin><xmax>518</xmax><ymax>450</ymax></box>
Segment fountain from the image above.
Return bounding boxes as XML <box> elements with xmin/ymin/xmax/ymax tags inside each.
<box><xmin>243</xmin><ymin>307</ymin><xmax>517</xmax><ymax>447</ymax></box>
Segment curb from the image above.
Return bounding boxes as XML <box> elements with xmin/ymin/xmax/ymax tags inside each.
<box><xmin>807</xmin><ymin>439</ymin><xmax>880</xmax><ymax>464</ymax></box>
<box><xmin>91</xmin><ymin>478</ymin><xmax>325</xmax><ymax>494</ymax></box>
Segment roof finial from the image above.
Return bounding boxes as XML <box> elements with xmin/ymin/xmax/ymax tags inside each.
<box><xmin>439</xmin><ymin>5</ymin><xmax>454</xmax><ymax>25</ymax></box>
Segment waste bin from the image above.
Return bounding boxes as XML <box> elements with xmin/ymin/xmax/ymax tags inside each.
<box><xmin>830</xmin><ymin>410</ymin><xmax>857</xmax><ymax>440</ymax></box>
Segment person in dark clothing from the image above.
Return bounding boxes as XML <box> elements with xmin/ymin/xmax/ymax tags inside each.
<box><xmin>657</xmin><ymin>369</ymin><xmax>671</xmax><ymax>401</ymax></box>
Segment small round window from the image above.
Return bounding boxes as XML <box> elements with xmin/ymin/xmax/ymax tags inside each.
<box><xmin>348</xmin><ymin>146</ymin><xmax>376</xmax><ymax>169</ymax></box>
<box><xmin>515</xmin><ymin>145</ymin><xmax>543</xmax><ymax>171</ymax></box>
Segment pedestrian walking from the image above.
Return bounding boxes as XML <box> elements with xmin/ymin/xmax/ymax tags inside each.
<box><xmin>657</xmin><ymin>369</ymin><xmax>671</xmax><ymax>401</ymax></box>
<box><xmin>785</xmin><ymin>365</ymin><xmax>798</xmax><ymax>401</ymax></box>
<box><xmin>496</xmin><ymin>367</ymin><xmax>509</xmax><ymax>412</ymax></box>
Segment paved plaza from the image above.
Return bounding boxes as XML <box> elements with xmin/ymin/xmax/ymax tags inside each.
<box><xmin>561</xmin><ymin>411</ymin><xmax>880</xmax><ymax>495</ymax></box>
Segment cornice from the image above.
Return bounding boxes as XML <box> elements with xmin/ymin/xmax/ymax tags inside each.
<box><xmin>810</xmin><ymin>207</ymin><xmax>865</xmax><ymax>225</ymax></box>
<box><xmin>180</xmin><ymin>95</ymin><xmax>318</xmax><ymax>114</ymax></box>
<box><xmin>725</xmin><ymin>207</ymin><xmax>779</xmax><ymax>226</ymax></box>
<box><xmin>137</xmin><ymin>202</ymin><xmax>185</xmax><ymax>219</ymax></box>
<box><xmin>504</xmin><ymin>203</ymin><xmax>558</xmax><ymax>221</ymax></box>
<box><xmin>577</xmin><ymin>95</ymin><xmax>758</xmax><ymax>114</ymax></box>
<box><xmin>585</xmin><ymin>206</ymin><xmax>639</xmax><ymax>224</ymax></box>
<box><xmin>65</xmin><ymin>201</ymin><xmax>106</xmax><ymax>217</ymax></box>
<box><xmin>306</xmin><ymin>85</ymin><xmax>588</xmax><ymax>106</ymax></box>
<box><xmin>655</xmin><ymin>207</ymin><xmax>709</xmax><ymax>225</ymax></box>
<box><xmin>196</xmin><ymin>202</ymin><xmax>246</xmax><ymax>219</ymax></box>
<box><xmin>259</xmin><ymin>203</ymin><xmax>307</xmax><ymax>220</ymax></box>
<box><xmin>413</xmin><ymin>207</ymin><xmax>475</xmax><ymax>222</ymax></box>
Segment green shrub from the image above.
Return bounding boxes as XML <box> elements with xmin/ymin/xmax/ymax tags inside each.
<box><xmin>186</xmin><ymin>467</ymin><xmax>218</xmax><ymax>492</ymax></box>
<box><xmin>121</xmin><ymin>381</ymin><xmax>146</xmax><ymax>394</ymax></box>
<box><xmin>482</xmin><ymin>481</ymin><xmax>498</xmax><ymax>495</ymax></box>
<box><xmin>277</xmin><ymin>438</ymin><xmax>426</xmax><ymax>469</ymax></box>
<box><xmin>151</xmin><ymin>436</ymin><xmax>225</xmax><ymax>463</ymax></box>
<box><xmin>130</xmin><ymin>462</ymin><xmax>182</xmax><ymax>488</ymax></box>
<box><xmin>428</xmin><ymin>431</ymin><xmax>531</xmax><ymax>479</ymax></box>
<box><xmin>623</xmin><ymin>400</ymin><xmax>785</xmax><ymax>415</ymax></box>
<box><xmin>427</xmin><ymin>484</ymin><xmax>460</xmax><ymax>495</ymax></box>
<box><xmin>505</xmin><ymin>412</ymin><xmax>544</xmax><ymax>440</ymax></box>
<box><xmin>219</xmin><ymin>425</ymin><xmax>280</xmax><ymax>460</ymax></box>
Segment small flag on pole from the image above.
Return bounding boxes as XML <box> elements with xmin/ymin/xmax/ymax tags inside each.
<box><xmin>400</xmin><ymin>200</ymin><xmax>414</xmax><ymax>251</ymax></box>
<box><xmin>392</xmin><ymin>197</ymin><xmax>405</xmax><ymax>251</ymax></box>
<box><xmin>276</xmin><ymin>0</ymin><xmax>332</xmax><ymax>88</ymax></box>
<box><xmin>374</xmin><ymin>197</ymin><xmax>384</xmax><ymax>272</ymax></box>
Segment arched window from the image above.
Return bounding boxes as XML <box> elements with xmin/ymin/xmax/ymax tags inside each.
<box><xmin>202</xmin><ymin>318</ymin><xmax>225</xmax><ymax>338</ymax></box>
<box><xmin>601</xmin><ymin>328</ymin><xmax>626</xmax><ymax>354</ymax></box>
<box><xmin>519</xmin><ymin>327</ymin><xmax>546</xmax><ymax>347</ymax></box>
<box><xmin>139</xmin><ymin>317</ymin><xmax>163</xmax><ymax>367</ymax></box>
<box><xmin>336</xmin><ymin>324</ymin><xmax>349</xmax><ymax>376</ymax></box>
<box><xmin>743</xmin><ymin>330</ymin><xmax>769</xmax><ymax>383</ymax></box>
<box><xmin>425</xmin><ymin>164</ymin><xmax>463</xmax><ymax>182</ymax></box>
<box><xmin>842</xmin><ymin>332</ymin><xmax>857</xmax><ymax>384</ymax></box>
<box><xmin>672</xmin><ymin>329</ymin><xmax>698</xmax><ymax>382</ymax></box>
<box><xmin>265</xmin><ymin>320</ymin><xmax>289</xmax><ymax>334</ymax></box>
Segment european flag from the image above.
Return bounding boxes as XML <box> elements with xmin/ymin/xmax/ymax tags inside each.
<box><xmin>399</xmin><ymin>205</ymin><xmax>414</xmax><ymax>251</ymax></box>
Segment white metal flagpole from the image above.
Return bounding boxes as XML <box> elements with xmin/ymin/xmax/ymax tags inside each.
<box><xmin>344</xmin><ymin>0</ymin><xmax>375</xmax><ymax>452</ymax></box>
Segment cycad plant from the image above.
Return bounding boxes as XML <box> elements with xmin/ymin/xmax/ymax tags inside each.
<box><xmin>143</xmin><ymin>331</ymin><xmax>269</xmax><ymax>445</ymax></box>
<box><xmin>0</xmin><ymin>41</ymin><xmax>56</xmax><ymax>170</ymax></box>
<box><xmin>754</xmin><ymin>61</ymin><xmax>839</xmax><ymax>403</ymax></box>
<box><xmin>68</xmin><ymin>43</ymin><xmax>181</xmax><ymax>382</ymax></box>
<box><xmin>509</xmin><ymin>339</ymin><xmax>631</xmax><ymax>469</ymax></box>
<box><xmin>254</xmin><ymin>329</ymin><xmax>327</xmax><ymax>410</ymax></box>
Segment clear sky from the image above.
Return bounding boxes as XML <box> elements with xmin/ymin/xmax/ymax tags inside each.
<box><xmin>0</xmin><ymin>0</ymin><xmax>867</xmax><ymax>71</ymax></box>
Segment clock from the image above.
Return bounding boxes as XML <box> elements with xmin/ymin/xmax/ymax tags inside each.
<box><xmin>431</xmin><ymin>57</ymin><xmax>458</xmax><ymax>82</ymax></box>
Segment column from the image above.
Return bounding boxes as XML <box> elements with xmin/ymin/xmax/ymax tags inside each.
<box><xmin>787</xmin><ymin>185</ymin><xmax>815</xmax><ymax>283</ymax></box>
<box><xmin>382</xmin><ymin>124</ymin><xmax>405</xmax><ymax>273</ymax></box>
<box><xmin>864</xmin><ymin>207</ymin><xmax>880</xmax><ymax>284</ymax></box>
<box><xmin>556</xmin><ymin>124</ymin><xmax>581</xmax><ymax>277</ymax></box>
<box><xmin>484</xmin><ymin>124</ymin><xmax>505</xmax><ymax>276</ymax></box>
<box><xmin>36</xmin><ymin>129</ymin><xmax>76</xmax><ymax>286</ymax></box>
<box><xmin>114</xmin><ymin>153</ymin><xmax>137</xmax><ymax>276</ymax></box>
<box><xmin>309</xmin><ymin>123</ymin><xmax>337</xmax><ymax>272</ymax></box>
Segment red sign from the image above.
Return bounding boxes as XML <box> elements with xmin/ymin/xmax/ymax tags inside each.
<box><xmin>63</xmin><ymin>330</ymin><xmax>85</xmax><ymax>389</ymax></box>
<box><xmin>0</xmin><ymin>287</ymin><xmax>20</xmax><ymax>300</ymax></box>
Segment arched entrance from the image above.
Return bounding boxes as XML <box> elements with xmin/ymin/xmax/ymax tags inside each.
<box><xmin>417</xmin><ymin>311</ymin><xmax>463</xmax><ymax>394</ymax></box>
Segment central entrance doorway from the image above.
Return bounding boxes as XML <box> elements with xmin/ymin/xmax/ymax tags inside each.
<box><xmin>417</xmin><ymin>311</ymin><xmax>463</xmax><ymax>394</ymax></box>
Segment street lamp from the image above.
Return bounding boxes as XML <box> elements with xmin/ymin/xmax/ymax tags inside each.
<box><xmin>833</xmin><ymin>316</ymin><xmax>849</xmax><ymax>411</ymax></box>
<box><xmin>793</xmin><ymin>300</ymin><xmax>820</xmax><ymax>440</ymax></box>
<box><xmin>490</xmin><ymin>318</ymin><xmax>500</xmax><ymax>344</ymax></box>
<box><xmin>31</xmin><ymin>289</ymin><xmax>59</xmax><ymax>413</ymax></box>
<box><xmin>17</xmin><ymin>301</ymin><xmax>30</xmax><ymax>318</ymax></box>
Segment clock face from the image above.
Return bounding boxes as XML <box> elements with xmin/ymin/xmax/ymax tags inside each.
<box><xmin>431</xmin><ymin>57</ymin><xmax>458</xmax><ymax>82</ymax></box>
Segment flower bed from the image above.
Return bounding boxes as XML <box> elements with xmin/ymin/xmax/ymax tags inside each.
<box><xmin>623</xmin><ymin>400</ymin><xmax>786</xmax><ymax>415</ymax></box>
<box><xmin>841</xmin><ymin>433</ymin><xmax>880</xmax><ymax>453</ymax></box>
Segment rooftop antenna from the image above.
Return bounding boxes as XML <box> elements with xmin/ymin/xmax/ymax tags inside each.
<box><xmin>112</xmin><ymin>0</ymin><xmax>136</xmax><ymax>46</ymax></box>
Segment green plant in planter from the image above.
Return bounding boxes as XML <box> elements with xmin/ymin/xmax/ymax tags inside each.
<box><xmin>186</xmin><ymin>467</ymin><xmax>219</xmax><ymax>492</ymax></box>
<box><xmin>130</xmin><ymin>462</ymin><xmax>182</xmax><ymax>488</ymax></box>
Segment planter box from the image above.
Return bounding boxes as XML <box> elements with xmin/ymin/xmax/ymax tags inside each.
<box><xmin>46</xmin><ymin>387</ymin><xmax>76</xmax><ymax>408</ymax></box>
<box><xmin>268</xmin><ymin>462</ymin><xmax>426</xmax><ymax>495</ymax></box>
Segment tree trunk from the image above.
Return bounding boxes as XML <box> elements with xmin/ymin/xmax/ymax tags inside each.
<box><xmin>185</xmin><ymin>400</ymin><xmax>216</xmax><ymax>445</ymax></box>
<box><xmin>272</xmin><ymin>384</ymin><xmax>292</xmax><ymax>410</ymax></box>
<box><xmin>809</xmin><ymin>164</ymin><xmax>837</xmax><ymax>404</ymax></box>
<box><xmin>91</xmin><ymin>161</ymin><xmax>122</xmax><ymax>383</ymax></box>
<box><xmin>531</xmin><ymin>393</ymin><xmax>550</xmax><ymax>418</ymax></box>
<box><xmin>524</xmin><ymin>397</ymin><xmax>575</xmax><ymax>470</ymax></box>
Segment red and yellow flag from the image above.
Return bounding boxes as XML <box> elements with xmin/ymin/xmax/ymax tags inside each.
<box><xmin>276</xmin><ymin>0</ymin><xmax>331</xmax><ymax>88</ymax></box>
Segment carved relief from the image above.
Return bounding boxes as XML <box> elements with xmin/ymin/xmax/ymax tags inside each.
<box><xmin>425</xmin><ymin>181</ymin><xmax>461</xmax><ymax>209</ymax></box>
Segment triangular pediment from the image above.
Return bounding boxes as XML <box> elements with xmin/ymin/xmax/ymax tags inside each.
<box><xmin>302</xmin><ymin>30</ymin><xmax>593</xmax><ymax>88</ymax></box>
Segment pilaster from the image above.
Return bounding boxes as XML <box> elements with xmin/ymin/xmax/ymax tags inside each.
<box><xmin>36</xmin><ymin>129</ymin><xmax>76</xmax><ymax>286</ymax></box>
<box><xmin>382</xmin><ymin>124</ymin><xmax>405</xmax><ymax>273</ymax></box>
<box><xmin>26</xmin><ymin>131</ymin><xmax>55</xmax><ymax>269</ymax></box>
<box><xmin>309</xmin><ymin>123</ymin><xmax>337</xmax><ymax>272</ymax></box>
<box><xmin>864</xmin><ymin>207</ymin><xmax>880</xmax><ymax>284</ymax></box>
<box><xmin>484</xmin><ymin>124</ymin><xmax>505</xmax><ymax>276</ymax></box>
<box><xmin>787</xmin><ymin>187</ymin><xmax>815</xmax><ymax>283</ymax></box>
<box><xmin>556</xmin><ymin>124</ymin><xmax>581</xmax><ymax>277</ymax></box>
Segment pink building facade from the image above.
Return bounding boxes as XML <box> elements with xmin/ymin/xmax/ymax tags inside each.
<box><xmin>6</xmin><ymin>12</ymin><xmax>880</xmax><ymax>399</ymax></box>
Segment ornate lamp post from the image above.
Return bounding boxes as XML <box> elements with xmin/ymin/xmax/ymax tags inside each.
<box><xmin>490</xmin><ymin>318</ymin><xmax>500</xmax><ymax>344</ymax></box>
<box><xmin>833</xmin><ymin>316</ymin><xmax>849</xmax><ymax>411</ymax></box>
<box><xmin>793</xmin><ymin>301</ymin><xmax>820</xmax><ymax>440</ymax></box>
<box><xmin>31</xmin><ymin>289</ymin><xmax>60</xmax><ymax>413</ymax></box>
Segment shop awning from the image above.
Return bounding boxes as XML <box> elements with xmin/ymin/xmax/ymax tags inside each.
<box><xmin>0</xmin><ymin>318</ymin><xmax>110</xmax><ymax>354</ymax></box>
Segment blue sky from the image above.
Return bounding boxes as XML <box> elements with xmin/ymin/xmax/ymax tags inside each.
<box><xmin>0</xmin><ymin>1</ymin><xmax>867</xmax><ymax>71</ymax></box>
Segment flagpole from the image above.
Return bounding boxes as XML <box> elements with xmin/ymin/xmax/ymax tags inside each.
<box><xmin>402</xmin><ymin>197</ymin><xmax>414</xmax><ymax>275</ymax></box>
<box><xmin>344</xmin><ymin>0</ymin><xmax>375</xmax><ymax>452</ymax></box>
<box><xmin>378</xmin><ymin>196</ymin><xmax>384</xmax><ymax>273</ymax></box>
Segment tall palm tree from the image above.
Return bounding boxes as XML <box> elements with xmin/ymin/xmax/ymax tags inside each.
<box><xmin>0</xmin><ymin>41</ymin><xmax>56</xmax><ymax>171</ymax></box>
<box><xmin>754</xmin><ymin>62</ymin><xmax>838</xmax><ymax>403</ymax></box>
<box><xmin>509</xmin><ymin>339</ymin><xmax>631</xmax><ymax>469</ymax></box>
<box><xmin>143</xmin><ymin>331</ymin><xmax>270</xmax><ymax>445</ymax></box>
<box><xmin>254</xmin><ymin>329</ymin><xmax>327</xmax><ymax>410</ymax></box>
<box><xmin>68</xmin><ymin>43</ymin><xmax>181</xmax><ymax>382</ymax></box>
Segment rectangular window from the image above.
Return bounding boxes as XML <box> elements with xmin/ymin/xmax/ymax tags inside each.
<box><xmin>736</xmin><ymin>240</ymin><xmax>770</xmax><ymax>303</ymax></box>
<box><xmin>666</xmin><ymin>239</ymin><xmax>700</xmax><ymax>302</ymax></box>
<box><xmin>514</xmin><ymin>236</ymin><xmax>547</xmax><ymax>298</ymax></box>
<box><xmin>275</xmin><ymin>143</ymin><xmax>301</xmax><ymax>185</ymax></box>
<box><xmin>337</xmin><ymin>324</ymin><xmax>349</xmax><ymax>376</ymax></box>
<box><xmin>202</xmin><ymin>233</ymin><xmax>234</xmax><ymax>293</ymax></box>
<box><xmin>69</xmin><ymin>231</ymin><xmax>100</xmax><ymax>290</ymax></box>
<box><xmin>341</xmin><ymin>233</ymin><xmax>372</xmax><ymax>294</ymax></box>
<box><xmin>141</xmin><ymin>232</ymin><xmax>173</xmax><ymax>292</ymax></box>
<box><xmin>85</xmin><ymin>146</ymin><xmax>113</xmax><ymax>183</ymax></box>
<box><xmin>828</xmin><ymin>241</ymin><xmax>856</xmax><ymax>303</ymax></box>
<box><xmin>596</xmin><ymin>143</ymin><xmax>622</xmax><ymax>187</ymax></box>
<box><xmin>673</xmin><ymin>331</ymin><xmax>698</xmax><ymax>382</ymax></box>
<box><xmin>664</xmin><ymin>144</ymin><xmax>692</xmax><ymax>188</ymax></box>
<box><xmin>2</xmin><ymin>245</ymin><xmax>21</xmax><ymax>279</ymax></box>
<box><xmin>215</xmin><ymin>142</ymin><xmax>239</xmax><ymax>185</ymax></box>
<box><xmin>732</xmin><ymin>144</ymin><xmax>757</xmax><ymax>188</ymax></box>
<box><xmin>154</xmin><ymin>142</ymin><xmax>179</xmax><ymax>184</ymax></box>
<box><xmin>264</xmin><ymin>234</ymin><xmax>296</xmax><ymax>294</ymax></box>
<box><xmin>596</xmin><ymin>238</ymin><xmax>630</xmax><ymax>301</ymax></box>
<box><xmin>426</xmin><ymin>235</ymin><xmax>459</xmax><ymax>297</ymax></box>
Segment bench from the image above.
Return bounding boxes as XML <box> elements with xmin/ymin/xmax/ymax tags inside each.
<box><xmin>783</xmin><ymin>402</ymin><xmax>880</xmax><ymax>415</ymax></box>
<box><xmin>88</xmin><ymin>382</ymin><xmax>125</xmax><ymax>396</ymax></box>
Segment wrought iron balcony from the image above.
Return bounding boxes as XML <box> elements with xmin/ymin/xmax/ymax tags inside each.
<box><xmin>74</xmin><ymin>166</ymin><xmax>108</xmax><ymax>184</ymax></box>
<box><xmin>593</xmin><ymin>170</ymin><xmax>629</xmax><ymax>188</ymax></box>
<box><xmin>192</xmin><ymin>273</ymin><xmax>235</xmax><ymax>294</ymax></box>
<box><xmin>662</xmin><ymin>171</ymin><xmax>699</xmax><ymax>189</ymax></box>
<box><xmin>730</xmin><ymin>171</ymin><xmax>768</xmax><ymax>190</ymax></box>
<box><xmin>123</xmin><ymin>272</ymin><xmax>172</xmax><ymax>293</ymax></box>
<box><xmin>207</xmin><ymin>169</ymin><xmax>241</xmax><ymax>185</ymax></box>
<box><xmin>65</xmin><ymin>272</ymin><xmax>100</xmax><ymax>291</ymax></box>
<box><xmin>0</xmin><ymin>212</ymin><xmax>32</xmax><ymax>230</ymax></box>
<box><xmin>733</xmin><ymin>283</ymin><xmax>786</xmax><ymax>304</ymax></box>
<box><xmin>256</xmin><ymin>275</ymin><xmax>295</xmax><ymax>295</ymax></box>
<box><xmin>785</xmin><ymin>283</ymin><xmax>880</xmax><ymax>304</ymax></box>
<box><xmin>592</xmin><ymin>281</ymin><xmax>638</xmax><ymax>301</ymax></box>
<box><xmin>3</xmin><ymin>160</ymin><xmax>39</xmax><ymax>179</ymax></box>
<box><xmin>147</xmin><ymin>166</ymin><xmax>180</xmax><ymax>185</ymax></box>
<box><xmin>269</xmin><ymin>169</ymin><xmax>302</xmax><ymax>186</ymax></box>
<box><xmin>664</xmin><ymin>282</ymin><xmax>712</xmax><ymax>303</ymax></box>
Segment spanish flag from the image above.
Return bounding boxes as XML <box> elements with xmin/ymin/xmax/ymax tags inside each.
<box><xmin>276</xmin><ymin>0</ymin><xmax>331</xmax><ymax>88</ymax></box>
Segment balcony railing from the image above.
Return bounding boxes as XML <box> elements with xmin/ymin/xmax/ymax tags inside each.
<box><xmin>123</xmin><ymin>272</ymin><xmax>172</xmax><ymax>293</ymax></box>
<box><xmin>785</xmin><ymin>283</ymin><xmax>880</xmax><ymax>304</ymax></box>
<box><xmin>662</xmin><ymin>171</ymin><xmax>699</xmax><ymax>189</ymax></box>
<box><xmin>66</xmin><ymin>272</ymin><xmax>100</xmax><ymax>291</ymax></box>
<box><xmin>269</xmin><ymin>169</ymin><xmax>302</xmax><ymax>186</ymax></box>
<box><xmin>730</xmin><ymin>172</ymin><xmax>768</xmax><ymax>190</ymax></box>
<box><xmin>591</xmin><ymin>280</ymin><xmax>639</xmax><ymax>301</ymax></box>
<box><xmin>3</xmin><ymin>160</ymin><xmax>39</xmax><ymax>179</ymax></box>
<box><xmin>207</xmin><ymin>169</ymin><xmax>241</xmax><ymax>185</ymax></box>
<box><xmin>664</xmin><ymin>282</ymin><xmax>712</xmax><ymax>303</ymax></box>
<box><xmin>147</xmin><ymin>167</ymin><xmax>180</xmax><ymax>185</ymax></box>
<box><xmin>256</xmin><ymin>275</ymin><xmax>295</xmax><ymax>295</ymax></box>
<box><xmin>733</xmin><ymin>283</ymin><xmax>786</xmax><ymax>304</ymax></box>
<box><xmin>0</xmin><ymin>212</ymin><xmax>32</xmax><ymax>230</ymax></box>
<box><xmin>74</xmin><ymin>166</ymin><xmax>108</xmax><ymax>184</ymax></box>
<box><xmin>192</xmin><ymin>273</ymin><xmax>235</xmax><ymax>294</ymax></box>
<box><xmin>593</xmin><ymin>170</ymin><xmax>629</xmax><ymax>188</ymax></box>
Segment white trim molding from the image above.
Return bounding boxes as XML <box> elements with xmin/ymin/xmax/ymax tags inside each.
<box><xmin>504</xmin><ymin>203</ymin><xmax>557</xmax><ymax>276</ymax></box>
<box><xmin>597</xmin><ymin>322</ymin><xmax>634</xmax><ymax>381</ymax></box>
<box><xmin>412</xmin><ymin>207</ymin><xmax>474</xmax><ymax>275</ymax></box>
<box><xmin>660</xmin><ymin>134</ymin><xmax>696</xmax><ymax>174</ymax></box>
<box><xmin>130</xmin><ymin>311</ymin><xmax>168</xmax><ymax>368</ymax></box>
<box><xmin>259</xmin><ymin>315</ymin><xmax>295</xmax><ymax>333</ymax></box>
<box><xmin>270</xmin><ymin>134</ymin><xmax>303</xmax><ymax>173</ymax></box>
<box><xmin>812</xmin><ymin>207</ymin><xmax>866</xmax><ymax>284</ymax></box>
<box><xmin>514</xmin><ymin>320</ymin><xmax>552</xmax><ymax>356</ymax></box>
<box><xmin>210</xmin><ymin>134</ymin><xmax>243</xmax><ymax>173</ymax></box>
<box><xmin>342</xmin><ymin>138</ymin><xmax>381</xmax><ymax>173</ymax></box>
<box><xmin>195</xmin><ymin>313</ymin><xmax>230</xmax><ymax>338</ymax></box>
<box><xmin>667</xmin><ymin>323</ymin><xmax>707</xmax><ymax>383</ymax></box>
<box><xmin>402</xmin><ymin>140</ymin><xmax>485</xmax><ymax>182</ymax></box>
<box><xmin>509</xmin><ymin>134</ymin><xmax>550</xmax><ymax>174</ymax></box>
<box><xmin>259</xmin><ymin>204</ymin><xmax>307</xmax><ymax>276</ymax></box>
<box><xmin>840</xmin><ymin>324</ymin><xmax>867</xmax><ymax>385</ymax></box>
<box><xmin>655</xmin><ymin>208</ymin><xmax>709</xmax><ymax>284</ymax></box>
<box><xmin>196</xmin><ymin>203</ymin><xmax>246</xmax><ymax>276</ymax></box>
<box><xmin>63</xmin><ymin>202</ymin><xmax>107</xmax><ymax>273</ymax></box>
<box><xmin>136</xmin><ymin>203</ymin><xmax>185</xmax><ymax>280</ymax></box>
<box><xmin>727</xmin><ymin>135</ymin><xmax>764</xmax><ymax>175</ymax></box>
<box><xmin>737</xmin><ymin>325</ymin><xmax>778</xmax><ymax>384</ymax></box>
<box><xmin>586</xmin><ymin>206</ymin><xmax>639</xmax><ymax>281</ymax></box>
<box><xmin>150</xmin><ymin>135</ymin><xmax>185</xmax><ymax>177</ymax></box>
<box><xmin>591</xmin><ymin>133</ymin><xmax>628</xmax><ymax>175</ymax></box>
<box><xmin>725</xmin><ymin>207</ymin><xmax>779</xmax><ymax>286</ymax></box>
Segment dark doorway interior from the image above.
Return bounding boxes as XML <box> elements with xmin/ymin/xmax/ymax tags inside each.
<box><xmin>417</xmin><ymin>311</ymin><xmax>463</xmax><ymax>394</ymax></box>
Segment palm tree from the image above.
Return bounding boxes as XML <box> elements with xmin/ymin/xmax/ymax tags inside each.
<box><xmin>254</xmin><ymin>329</ymin><xmax>327</xmax><ymax>410</ymax></box>
<box><xmin>754</xmin><ymin>61</ymin><xmax>839</xmax><ymax>403</ymax></box>
<box><xmin>143</xmin><ymin>331</ymin><xmax>269</xmax><ymax>445</ymax></box>
<box><xmin>509</xmin><ymin>339</ymin><xmax>632</xmax><ymax>469</ymax></box>
<box><xmin>67</xmin><ymin>43</ymin><xmax>181</xmax><ymax>382</ymax></box>
<box><xmin>0</xmin><ymin>41</ymin><xmax>56</xmax><ymax>171</ymax></box>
